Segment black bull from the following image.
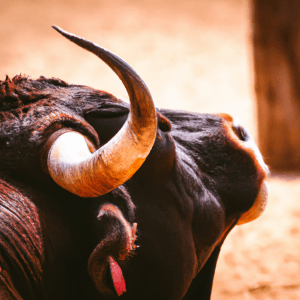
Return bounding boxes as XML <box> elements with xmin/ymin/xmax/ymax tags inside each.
<box><xmin>0</xmin><ymin>27</ymin><xmax>268</xmax><ymax>300</ymax></box>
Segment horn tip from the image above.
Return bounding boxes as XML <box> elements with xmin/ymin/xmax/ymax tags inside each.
<box><xmin>52</xmin><ymin>25</ymin><xmax>64</xmax><ymax>35</ymax></box>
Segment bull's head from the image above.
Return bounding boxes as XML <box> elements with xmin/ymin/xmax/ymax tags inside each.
<box><xmin>0</xmin><ymin>27</ymin><xmax>268</xmax><ymax>299</ymax></box>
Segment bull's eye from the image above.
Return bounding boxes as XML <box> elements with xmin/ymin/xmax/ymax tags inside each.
<box><xmin>233</xmin><ymin>126</ymin><xmax>248</xmax><ymax>142</ymax></box>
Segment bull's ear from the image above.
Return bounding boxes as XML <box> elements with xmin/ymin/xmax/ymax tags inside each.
<box><xmin>157</xmin><ymin>111</ymin><xmax>172</xmax><ymax>132</ymax></box>
<box><xmin>88</xmin><ymin>204</ymin><xmax>137</xmax><ymax>297</ymax></box>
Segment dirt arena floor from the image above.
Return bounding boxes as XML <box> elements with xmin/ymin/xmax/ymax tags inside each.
<box><xmin>1</xmin><ymin>0</ymin><xmax>300</xmax><ymax>299</ymax></box>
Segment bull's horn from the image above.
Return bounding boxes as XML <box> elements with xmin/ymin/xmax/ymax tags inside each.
<box><xmin>47</xmin><ymin>26</ymin><xmax>157</xmax><ymax>197</ymax></box>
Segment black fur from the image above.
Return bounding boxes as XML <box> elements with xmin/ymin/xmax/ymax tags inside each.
<box><xmin>0</xmin><ymin>75</ymin><xmax>265</xmax><ymax>300</ymax></box>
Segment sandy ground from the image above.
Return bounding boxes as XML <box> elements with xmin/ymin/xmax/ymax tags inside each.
<box><xmin>1</xmin><ymin>0</ymin><xmax>300</xmax><ymax>299</ymax></box>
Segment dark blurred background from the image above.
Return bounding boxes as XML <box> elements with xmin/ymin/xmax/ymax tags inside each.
<box><xmin>1</xmin><ymin>0</ymin><xmax>300</xmax><ymax>299</ymax></box>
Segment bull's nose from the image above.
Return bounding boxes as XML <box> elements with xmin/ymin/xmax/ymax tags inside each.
<box><xmin>227</xmin><ymin>118</ymin><xmax>270</xmax><ymax>175</ymax></box>
<box><xmin>216</xmin><ymin>114</ymin><xmax>249</xmax><ymax>142</ymax></box>
<box><xmin>216</xmin><ymin>113</ymin><xmax>234</xmax><ymax>122</ymax></box>
<box><xmin>232</xmin><ymin>122</ymin><xmax>249</xmax><ymax>142</ymax></box>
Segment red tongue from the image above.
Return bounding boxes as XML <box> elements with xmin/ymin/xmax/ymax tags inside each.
<box><xmin>108</xmin><ymin>256</ymin><xmax>126</xmax><ymax>296</ymax></box>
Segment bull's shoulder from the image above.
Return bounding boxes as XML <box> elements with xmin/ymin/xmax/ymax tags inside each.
<box><xmin>0</xmin><ymin>179</ymin><xmax>45</xmax><ymax>299</ymax></box>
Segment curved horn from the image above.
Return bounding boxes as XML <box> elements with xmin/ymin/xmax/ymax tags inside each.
<box><xmin>47</xmin><ymin>26</ymin><xmax>157</xmax><ymax>197</ymax></box>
